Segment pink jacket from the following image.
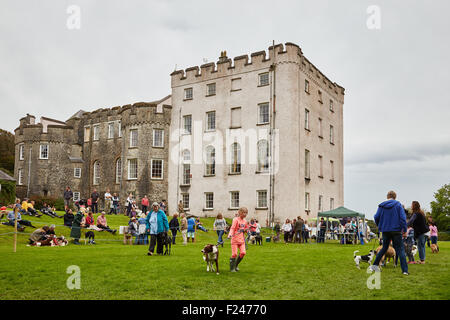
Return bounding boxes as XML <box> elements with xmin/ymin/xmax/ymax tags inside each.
<box><xmin>429</xmin><ymin>225</ymin><xmax>438</xmax><ymax>237</ymax></box>
<box><xmin>229</xmin><ymin>217</ymin><xmax>249</xmax><ymax>244</ymax></box>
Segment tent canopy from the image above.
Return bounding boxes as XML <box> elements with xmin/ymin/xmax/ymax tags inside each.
<box><xmin>318</xmin><ymin>206</ymin><xmax>365</xmax><ymax>219</ymax></box>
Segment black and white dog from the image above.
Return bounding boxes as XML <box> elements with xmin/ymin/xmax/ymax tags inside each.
<box><xmin>85</xmin><ymin>231</ymin><xmax>95</xmax><ymax>245</ymax></box>
<box><xmin>354</xmin><ymin>250</ymin><xmax>376</xmax><ymax>269</ymax></box>
<box><xmin>201</xmin><ymin>244</ymin><xmax>219</xmax><ymax>275</ymax></box>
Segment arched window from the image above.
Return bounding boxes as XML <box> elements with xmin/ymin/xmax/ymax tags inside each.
<box><xmin>257</xmin><ymin>139</ymin><xmax>269</xmax><ymax>172</ymax></box>
<box><xmin>93</xmin><ymin>161</ymin><xmax>100</xmax><ymax>185</ymax></box>
<box><xmin>115</xmin><ymin>158</ymin><xmax>122</xmax><ymax>184</ymax></box>
<box><xmin>205</xmin><ymin>145</ymin><xmax>215</xmax><ymax>176</ymax></box>
<box><xmin>182</xmin><ymin>149</ymin><xmax>191</xmax><ymax>185</ymax></box>
<box><xmin>230</xmin><ymin>143</ymin><xmax>241</xmax><ymax>174</ymax></box>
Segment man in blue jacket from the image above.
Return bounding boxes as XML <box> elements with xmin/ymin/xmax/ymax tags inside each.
<box><xmin>369</xmin><ymin>190</ymin><xmax>408</xmax><ymax>275</ymax></box>
<box><xmin>146</xmin><ymin>202</ymin><xmax>169</xmax><ymax>256</ymax></box>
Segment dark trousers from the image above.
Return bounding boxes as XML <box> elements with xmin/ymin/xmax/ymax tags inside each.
<box><xmin>284</xmin><ymin>231</ymin><xmax>290</xmax><ymax>243</ymax></box>
<box><xmin>142</xmin><ymin>206</ymin><xmax>148</xmax><ymax>214</ymax></box>
<box><xmin>318</xmin><ymin>229</ymin><xmax>326</xmax><ymax>243</ymax></box>
<box><xmin>148</xmin><ymin>233</ymin><xmax>164</xmax><ymax>254</ymax></box>
<box><xmin>91</xmin><ymin>202</ymin><xmax>98</xmax><ymax>214</ymax></box>
<box><xmin>302</xmin><ymin>231</ymin><xmax>309</xmax><ymax>243</ymax></box>
<box><xmin>373</xmin><ymin>231</ymin><xmax>408</xmax><ymax>273</ymax></box>
<box><xmin>171</xmin><ymin>229</ymin><xmax>177</xmax><ymax>244</ymax></box>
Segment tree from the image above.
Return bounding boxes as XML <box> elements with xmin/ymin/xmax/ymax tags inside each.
<box><xmin>0</xmin><ymin>129</ymin><xmax>15</xmax><ymax>175</ymax></box>
<box><xmin>430</xmin><ymin>184</ymin><xmax>450</xmax><ymax>232</ymax></box>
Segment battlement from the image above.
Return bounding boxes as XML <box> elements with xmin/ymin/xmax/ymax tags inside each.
<box><xmin>170</xmin><ymin>42</ymin><xmax>344</xmax><ymax>99</ymax></box>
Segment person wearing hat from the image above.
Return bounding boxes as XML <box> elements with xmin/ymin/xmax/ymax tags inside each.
<box><xmin>128</xmin><ymin>216</ymin><xmax>139</xmax><ymax>243</ymax></box>
<box><xmin>145</xmin><ymin>202</ymin><xmax>169</xmax><ymax>255</ymax></box>
<box><xmin>70</xmin><ymin>210</ymin><xmax>84</xmax><ymax>245</ymax></box>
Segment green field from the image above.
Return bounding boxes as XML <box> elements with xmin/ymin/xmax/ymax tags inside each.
<box><xmin>0</xmin><ymin>213</ymin><xmax>449</xmax><ymax>300</ymax></box>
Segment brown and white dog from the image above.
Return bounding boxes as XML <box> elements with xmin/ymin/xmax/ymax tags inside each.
<box><xmin>201</xmin><ymin>244</ymin><xmax>219</xmax><ymax>275</ymax></box>
<box><xmin>375</xmin><ymin>245</ymin><xmax>396</xmax><ymax>267</ymax></box>
<box><xmin>431</xmin><ymin>243</ymin><xmax>439</xmax><ymax>253</ymax></box>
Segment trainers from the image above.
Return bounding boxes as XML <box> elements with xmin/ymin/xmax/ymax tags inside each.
<box><xmin>367</xmin><ymin>265</ymin><xmax>381</xmax><ymax>273</ymax></box>
<box><xmin>403</xmin><ymin>272</ymin><xmax>409</xmax><ymax>275</ymax></box>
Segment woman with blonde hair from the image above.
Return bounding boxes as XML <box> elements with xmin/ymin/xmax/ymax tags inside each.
<box><xmin>213</xmin><ymin>212</ymin><xmax>227</xmax><ymax>247</ymax></box>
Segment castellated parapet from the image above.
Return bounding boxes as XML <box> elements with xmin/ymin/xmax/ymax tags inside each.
<box><xmin>14</xmin><ymin>96</ymin><xmax>172</xmax><ymax>210</ymax></box>
<box><xmin>170</xmin><ymin>42</ymin><xmax>345</xmax><ymax>103</ymax></box>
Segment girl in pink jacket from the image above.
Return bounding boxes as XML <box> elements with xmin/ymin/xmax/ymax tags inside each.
<box><xmin>228</xmin><ymin>207</ymin><xmax>249</xmax><ymax>272</ymax></box>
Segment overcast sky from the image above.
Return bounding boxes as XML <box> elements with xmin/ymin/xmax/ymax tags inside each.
<box><xmin>1</xmin><ymin>0</ymin><xmax>449</xmax><ymax>219</ymax></box>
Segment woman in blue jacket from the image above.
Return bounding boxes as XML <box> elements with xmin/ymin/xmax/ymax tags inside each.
<box><xmin>146</xmin><ymin>202</ymin><xmax>169</xmax><ymax>256</ymax></box>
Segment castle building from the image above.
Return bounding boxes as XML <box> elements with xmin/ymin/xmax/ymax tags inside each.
<box><xmin>14</xmin><ymin>96</ymin><xmax>172</xmax><ymax>209</ymax></box>
<box><xmin>168</xmin><ymin>42</ymin><xmax>344</xmax><ymax>224</ymax></box>
<box><xmin>14</xmin><ymin>42</ymin><xmax>344</xmax><ymax>223</ymax></box>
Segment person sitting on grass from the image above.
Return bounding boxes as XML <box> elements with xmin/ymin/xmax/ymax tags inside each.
<box><xmin>195</xmin><ymin>217</ymin><xmax>208</xmax><ymax>232</ymax></box>
<box><xmin>64</xmin><ymin>209</ymin><xmax>74</xmax><ymax>227</ymax></box>
<box><xmin>27</xmin><ymin>200</ymin><xmax>42</xmax><ymax>218</ymax></box>
<box><xmin>128</xmin><ymin>216</ymin><xmax>139</xmax><ymax>244</ymax></box>
<box><xmin>41</xmin><ymin>203</ymin><xmax>62</xmax><ymax>218</ymax></box>
<box><xmin>96</xmin><ymin>212</ymin><xmax>117</xmax><ymax>234</ymax></box>
<box><xmin>3</xmin><ymin>209</ymin><xmax>26</xmax><ymax>231</ymax></box>
<box><xmin>46</xmin><ymin>224</ymin><xmax>56</xmax><ymax>235</ymax></box>
<box><xmin>29</xmin><ymin>226</ymin><xmax>49</xmax><ymax>245</ymax></box>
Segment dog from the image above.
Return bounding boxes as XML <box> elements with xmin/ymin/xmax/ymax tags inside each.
<box><xmin>85</xmin><ymin>231</ymin><xmax>95</xmax><ymax>245</ymax></box>
<box><xmin>354</xmin><ymin>250</ymin><xmax>376</xmax><ymax>269</ymax></box>
<box><xmin>375</xmin><ymin>245</ymin><xmax>396</xmax><ymax>267</ymax></box>
<box><xmin>254</xmin><ymin>234</ymin><xmax>263</xmax><ymax>245</ymax></box>
<box><xmin>431</xmin><ymin>243</ymin><xmax>439</xmax><ymax>253</ymax></box>
<box><xmin>201</xmin><ymin>244</ymin><xmax>219</xmax><ymax>275</ymax></box>
<box><xmin>411</xmin><ymin>244</ymin><xmax>418</xmax><ymax>257</ymax></box>
<box><xmin>162</xmin><ymin>232</ymin><xmax>172</xmax><ymax>255</ymax></box>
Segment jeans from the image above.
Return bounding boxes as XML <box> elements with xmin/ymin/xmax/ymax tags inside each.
<box><xmin>318</xmin><ymin>229</ymin><xmax>325</xmax><ymax>243</ymax></box>
<box><xmin>171</xmin><ymin>229</ymin><xmax>177</xmax><ymax>244</ymax></box>
<box><xmin>373</xmin><ymin>231</ymin><xmax>408</xmax><ymax>273</ymax></box>
<box><xmin>416</xmin><ymin>233</ymin><xmax>426</xmax><ymax>261</ymax></box>
<box><xmin>91</xmin><ymin>203</ymin><xmax>98</xmax><ymax>214</ymax></box>
<box><xmin>217</xmin><ymin>230</ymin><xmax>225</xmax><ymax>244</ymax></box>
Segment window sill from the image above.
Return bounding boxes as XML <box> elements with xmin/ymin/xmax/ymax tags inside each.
<box><xmin>305</xmin><ymin>128</ymin><xmax>311</xmax><ymax>132</ymax></box>
<box><xmin>203</xmin><ymin>174</ymin><xmax>215</xmax><ymax>178</ymax></box>
<box><xmin>255</xmin><ymin>207</ymin><xmax>268</xmax><ymax>210</ymax></box>
<box><xmin>182</xmin><ymin>132</ymin><xmax>192</xmax><ymax>136</ymax></box>
<box><xmin>318</xmin><ymin>135</ymin><xmax>323</xmax><ymax>139</ymax></box>
<box><xmin>330</xmin><ymin>179</ymin><xmax>335</xmax><ymax>182</ymax></box>
<box><xmin>318</xmin><ymin>175</ymin><xmax>323</xmax><ymax>179</ymax></box>
<box><xmin>203</xmin><ymin>208</ymin><xmax>214</xmax><ymax>211</ymax></box>
<box><xmin>205</xmin><ymin>94</ymin><xmax>216</xmax><ymax>97</ymax></box>
<box><xmin>151</xmin><ymin>177</ymin><xmax>164</xmax><ymax>181</ymax></box>
<box><xmin>129</xmin><ymin>146</ymin><xmax>138</xmax><ymax>149</ymax></box>
<box><xmin>257</xmin><ymin>84</ymin><xmax>269</xmax><ymax>88</ymax></box>
<box><xmin>256</xmin><ymin>122</ymin><xmax>269</xmax><ymax>126</ymax></box>
<box><xmin>230</xmin><ymin>89</ymin><xmax>242</xmax><ymax>92</ymax></box>
<box><xmin>330</xmin><ymin>109</ymin><xmax>334</xmax><ymax>113</ymax></box>
<box><xmin>318</xmin><ymin>100</ymin><xmax>323</xmax><ymax>104</ymax></box>
<box><xmin>39</xmin><ymin>158</ymin><xmax>49</xmax><ymax>160</ymax></box>
<box><xmin>305</xmin><ymin>177</ymin><xmax>311</xmax><ymax>182</ymax></box>
<box><xmin>229</xmin><ymin>172</ymin><xmax>242</xmax><ymax>176</ymax></box>
<box><xmin>330</xmin><ymin>142</ymin><xmax>335</xmax><ymax>146</ymax></box>
<box><xmin>228</xmin><ymin>208</ymin><xmax>239</xmax><ymax>211</ymax></box>
<box><xmin>204</xmin><ymin>129</ymin><xmax>216</xmax><ymax>133</ymax></box>
<box><xmin>180</xmin><ymin>184</ymin><xmax>191</xmax><ymax>187</ymax></box>
<box><xmin>127</xmin><ymin>178</ymin><xmax>138</xmax><ymax>181</ymax></box>
<box><xmin>255</xmin><ymin>170</ymin><xmax>269</xmax><ymax>174</ymax></box>
<box><xmin>152</xmin><ymin>146</ymin><xmax>164</xmax><ymax>149</ymax></box>
<box><xmin>229</xmin><ymin>126</ymin><xmax>241</xmax><ymax>130</ymax></box>
<box><xmin>183</xmin><ymin>98</ymin><xmax>193</xmax><ymax>101</ymax></box>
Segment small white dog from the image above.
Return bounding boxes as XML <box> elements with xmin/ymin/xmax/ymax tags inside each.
<box><xmin>354</xmin><ymin>250</ymin><xmax>376</xmax><ymax>269</ymax></box>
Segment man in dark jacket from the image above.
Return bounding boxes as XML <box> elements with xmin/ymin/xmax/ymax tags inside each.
<box><xmin>294</xmin><ymin>217</ymin><xmax>304</xmax><ymax>243</ymax></box>
<box><xmin>64</xmin><ymin>187</ymin><xmax>73</xmax><ymax>210</ymax></box>
<box><xmin>369</xmin><ymin>190</ymin><xmax>408</xmax><ymax>275</ymax></box>
<box><xmin>91</xmin><ymin>189</ymin><xmax>100</xmax><ymax>214</ymax></box>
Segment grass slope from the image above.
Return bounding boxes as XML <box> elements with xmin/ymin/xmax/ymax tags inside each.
<box><xmin>0</xmin><ymin>213</ymin><xmax>449</xmax><ymax>300</ymax></box>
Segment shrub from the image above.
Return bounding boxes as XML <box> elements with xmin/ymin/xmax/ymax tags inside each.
<box><xmin>437</xmin><ymin>232</ymin><xmax>450</xmax><ymax>241</ymax></box>
<box><xmin>28</xmin><ymin>195</ymin><xmax>65</xmax><ymax>211</ymax></box>
<box><xmin>0</xmin><ymin>180</ymin><xmax>16</xmax><ymax>206</ymax></box>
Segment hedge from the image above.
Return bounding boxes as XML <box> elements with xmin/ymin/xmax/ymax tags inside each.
<box><xmin>0</xmin><ymin>180</ymin><xmax>16</xmax><ymax>206</ymax></box>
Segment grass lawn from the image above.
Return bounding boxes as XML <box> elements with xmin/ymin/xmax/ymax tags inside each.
<box><xmin>0</xmin><ymin>212</ymin><xmax>449</xmax><ymax>300</ymax></box>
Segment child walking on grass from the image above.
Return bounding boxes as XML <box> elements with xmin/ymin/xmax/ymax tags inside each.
<box><xmin>228</xmin><ymin>207</ymin><xmax>249</xmax><ymax>272</ymax></box>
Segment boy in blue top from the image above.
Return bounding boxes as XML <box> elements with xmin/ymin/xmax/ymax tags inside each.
<box><xmin>146</xmin><ymin>202</ymin><xmax>169</xmax><ymax>256</ymax></box>
<box><xmin>187</xmin><ymin>216</ymin><xmax>196</xmax><ymax>243</ymax></box>
<box><xmin>369</xmin><ymin>190</ymin><xmax>408</xmax><ymax>275</ymax></box>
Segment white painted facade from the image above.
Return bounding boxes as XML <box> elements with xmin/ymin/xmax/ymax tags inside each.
<box><xmin>168</xmin><ymin>43</ymin><xmax>344</xmax><ymax>226</ymax></box>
